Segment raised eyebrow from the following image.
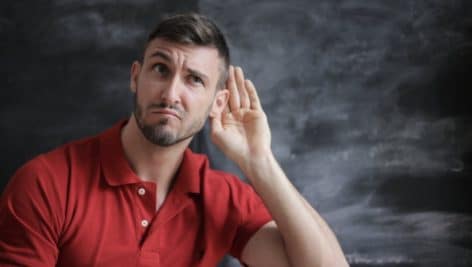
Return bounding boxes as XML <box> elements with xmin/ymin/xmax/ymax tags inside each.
<box><xmin>148</xmin><ymin>51</ymin><xmax>171</xmax><ymax>62</ymax></box>
<box><xmin>187</xmin><ymin>68</ymin><xmax>209</xmax><ymax>83</ymax></box>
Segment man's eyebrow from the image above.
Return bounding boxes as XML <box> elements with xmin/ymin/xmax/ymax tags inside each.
<box><xmin>149</xmin><ymin>51</ymin><xmax>171</xmax><ymax>61</ymax></box>
<box><xmin>187</xmin><ymin>68</ymin><xmax>209</xmax><ymax>83</ymax></box>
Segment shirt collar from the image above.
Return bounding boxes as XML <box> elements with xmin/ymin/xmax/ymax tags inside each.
<box><xmin>99</xmin><ymin>120</ymin><xmax>141</xmax><ymax>186</ymax></box>
<box><xmin>172</xmin><ymin>148</ymin><xmax>206</xmax><ymax>195</ymax></box>
<box><xmin>99</xmin><ymin>119</ymin><xmax>205</xmax><ymax>195</ymax></box>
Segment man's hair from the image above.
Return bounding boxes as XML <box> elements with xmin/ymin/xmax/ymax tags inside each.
<box><xmin>144</xmin><ymin>13</ymin><xmax>230</xmax><ymax>90</ymax></box>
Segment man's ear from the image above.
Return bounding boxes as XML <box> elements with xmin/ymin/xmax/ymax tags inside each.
<box><xmin>209</xmin><ymin>89</ymin><xmax>230</xmax><ymax>118</ymax></box>
<box><xmin>130</xmin><ymin>61</ymin><xmax>141</xmax><ymax>93</ymax></box>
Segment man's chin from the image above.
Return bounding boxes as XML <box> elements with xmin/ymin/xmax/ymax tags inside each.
<box><xmin>135</xmin><ymin>114</ymin><xmax>202</xmax><ymax>147</ymax></box>
<box><xmin>141</xmin><ymin>125</ymin><xmax>194</xmax><ymax>147</ymax></box>
<box><xmin>142</xmin><ymin>126</ymin><xmax>177</xmax><ymax>146</ymax></box>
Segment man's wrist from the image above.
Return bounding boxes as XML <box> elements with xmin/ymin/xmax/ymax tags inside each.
<box><xmin>240</xmin><ymin>149</ymin><xmax>279</xmax><ymax>183</ymax></box>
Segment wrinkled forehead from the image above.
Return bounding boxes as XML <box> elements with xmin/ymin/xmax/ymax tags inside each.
<box><xmin>146</xmin><ymin>38</ymin><xmax>221</xmax><ymax>67</ymax></box>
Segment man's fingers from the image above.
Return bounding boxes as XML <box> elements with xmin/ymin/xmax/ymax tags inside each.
<box><xmin>227</xmin><ymin>66</ymin><xmax>240</xmax><ymax>112</ymax></box>
<box><xmin>223</xmin><ymin>105</ymin><xmax>231</xmax><ymax>115</ymax></box>
<box><xmin>235</xmin><ymin>66</ymin><xmax>250</xmax><ymax>109</ymax></box>
<box><xmin>245</xmin><ymin>79</ymin><xmax>262</xmax><ymax>110</ymax></box>
<box><xmin>227</xmin><ymin>65</ymin><xmax>257</xmax><ymax>111</ymax></box>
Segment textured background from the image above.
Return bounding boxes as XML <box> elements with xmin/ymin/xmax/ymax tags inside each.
<box><xmin>1</xmin><ymin>1</ymin><xmax>471</xmax><ymax>266</ymax></box>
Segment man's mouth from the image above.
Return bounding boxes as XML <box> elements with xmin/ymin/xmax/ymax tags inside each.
<box><xmin>149</xmin><ymin>108</ymin><xmax>182</xmax><ymax>120</ymax></box>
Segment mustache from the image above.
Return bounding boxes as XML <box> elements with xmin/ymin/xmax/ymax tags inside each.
<box><xmin>146</xmin><ymin>102</ymin><xmax>184</xmax><ymax>115</ymax></box>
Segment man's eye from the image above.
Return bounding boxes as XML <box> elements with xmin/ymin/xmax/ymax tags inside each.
<box><xmin>189</xmin><ymin>75</ymin><xmax>204</xmax><ymax>86</ymax></box>
<box><xmin>153</xmin><ymin>64</ymin><xmax>168</xmax><ymax>75</ymax></box>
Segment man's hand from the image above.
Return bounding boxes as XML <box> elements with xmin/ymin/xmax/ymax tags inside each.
<box><xmin>210</xmin><ymin>66</ymin><xmax>272</xmax><ymax>170</ymax></box>
<box><xmin>210</xmin><ymin>66</ymin><xmax>349</xmax><ymax>267</ymax></box>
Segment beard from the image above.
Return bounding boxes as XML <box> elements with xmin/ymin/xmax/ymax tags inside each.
<box><xmin>133</xmin><ymin>95</ymin><xmax>210</xmax><ymax>147</ymax></box>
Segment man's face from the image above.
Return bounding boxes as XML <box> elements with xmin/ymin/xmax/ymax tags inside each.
<box><xmin>130</xmin><ymin>38</ymin><xmax>228</xmax><ymax>147</ymax></box>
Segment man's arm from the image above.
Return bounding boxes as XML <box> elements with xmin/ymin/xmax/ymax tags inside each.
<box><xmin>0</xmin><ymin>158</ymin><xmax>60</xmax><ymax>266</ymax></box>
<box><xmin>210</xmin><ymin>66</ymin><xmax>348</xmax><ymax>267</ymax></box>
<box><xmin>239</xmin><ymin>152</ymin><xmax>348</xmax><ymax>267</ymax></box>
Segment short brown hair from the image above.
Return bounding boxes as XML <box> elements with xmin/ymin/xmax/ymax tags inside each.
<box><xmin>145</xmin><ymin>13</ymin><xmax>230</xmax><ymax>90</ymax></box>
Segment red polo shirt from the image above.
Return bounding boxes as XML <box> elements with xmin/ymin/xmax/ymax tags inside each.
<box><xmin>0</xmin><ymin>121</ymin><xmax>272</xmax><ymax>266</ymax></box>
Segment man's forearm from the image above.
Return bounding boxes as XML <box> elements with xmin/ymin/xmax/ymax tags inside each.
<box><xmin>241</xmin><ymin>151</ymin><xmax>349</xmax><ymax>267</ymax></box>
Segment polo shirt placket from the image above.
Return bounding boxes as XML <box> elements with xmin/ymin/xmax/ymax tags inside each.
<box><xmin>133</xmin><ymin>181</ymin><xmax>160</xmax><ymax>266</ymax></box>
<box><xmin>133</xmin><ymin>183</ymin><xmax>157</xmax><ymax>243</ymax></box>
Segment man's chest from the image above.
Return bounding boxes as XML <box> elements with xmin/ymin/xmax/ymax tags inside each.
<box><xmin>55</xmin><ymin>183</ymin><xmax>227</xmax><ymax>267</ymax></box>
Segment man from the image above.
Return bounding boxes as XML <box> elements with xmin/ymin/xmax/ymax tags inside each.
<box><xmin>0</xmin><ymin>13</ymin><xmax>348</xmax><ymax>267</ymax></box>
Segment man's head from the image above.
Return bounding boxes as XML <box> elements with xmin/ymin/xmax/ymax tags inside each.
<box><xmin>144</xmin><ymin>13</ymin><xmax>230</xmax><ymax>90</ymax></box>
<box><xmin>130</xmin><ymin>13</ymin><xmax>230</xmax><ymax>147</ymax></box>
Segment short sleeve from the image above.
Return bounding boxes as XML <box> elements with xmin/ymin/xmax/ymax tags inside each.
<box><xmin>228</xmin><ymin>178</ymin><xmax>273</xmax><ymax>261</ymax></box>
<box><xmin>0</xmin><ymin>157</ymin><xmax>62</xmax><ymax>266</ymax></box>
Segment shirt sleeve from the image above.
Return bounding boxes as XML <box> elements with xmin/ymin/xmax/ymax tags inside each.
<box><xmin>0</xmin><ymin>157</ymin><xmax>63</xmax><ymax>266</ymax></box>
<box><xmin>228</xmin><ymin>177</ymin><xmax>273</xmax><ymax>262</ymax></box>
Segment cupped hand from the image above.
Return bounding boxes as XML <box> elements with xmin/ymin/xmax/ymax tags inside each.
<box><xmin>210</xmin><ymin>66</ymin><xmax>272</xmax><ymax>169</ymax></box>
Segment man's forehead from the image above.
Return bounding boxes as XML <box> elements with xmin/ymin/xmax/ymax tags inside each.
<box><xmin>144</xmin><ymin>38</ymin><xmax>221</xmax><ymax>67</ymax></box>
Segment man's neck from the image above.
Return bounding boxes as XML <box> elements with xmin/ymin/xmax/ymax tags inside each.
<box><xmin>120</xmin><ymin>115</ymin><xmax>191</xmax><ymax>191</ymax></box>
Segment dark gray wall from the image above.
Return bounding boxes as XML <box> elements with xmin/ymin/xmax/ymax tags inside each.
<box><xmin>1</xmin><ymin>1</ymin><xmax>471</xmax><ymax>266</ymax></box>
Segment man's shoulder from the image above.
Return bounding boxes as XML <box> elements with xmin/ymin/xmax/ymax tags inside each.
<box><xmin>187</xmin><ymin>150</ymin><xmax>254</xmax><ymax>198</ymax></box>
<box><xmin>188</xmin><ymin>150</ymin><xmax>267</xmax><ymax>227</ymax></box>
<box><xmin>41</xmin><ymin>120</ymin><xmax>124</xmax><ymax>165</ymax></box>
<box><xmin>187</xmin><ymin>150</ymin><xmax>242</xmax><ymax>183</ymax></box>
<box><xmin>13</xmin><ymin>124</ymin><xmax>113</xmax><ymax>185</ymax></box>
<box><xmin>40</xmin><ymin>132</ymin><xmax>102</xmax><ymax>167</ymax></box>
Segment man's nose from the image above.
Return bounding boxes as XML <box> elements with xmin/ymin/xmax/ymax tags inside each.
<box><xmin>159</xmin><ymin>74</ymin><xmax>181</xmax><ymax>105</ymax></box>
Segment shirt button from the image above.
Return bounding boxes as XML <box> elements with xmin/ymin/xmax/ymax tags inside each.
<box><xmin>137</xmin><ymin>187</ymin><xmax>146</xmax><ymax>196</ymax></box>
<box><xmin>141</xmin><ymin>219</ymin><xmax>149</xmax><ymax>227</ymax></box>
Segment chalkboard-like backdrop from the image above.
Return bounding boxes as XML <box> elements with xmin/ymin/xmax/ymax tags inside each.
<box><xmin>1</xmin><ymin>1</ymin><xmax>471</xmax><ymax>266</ymax></box>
